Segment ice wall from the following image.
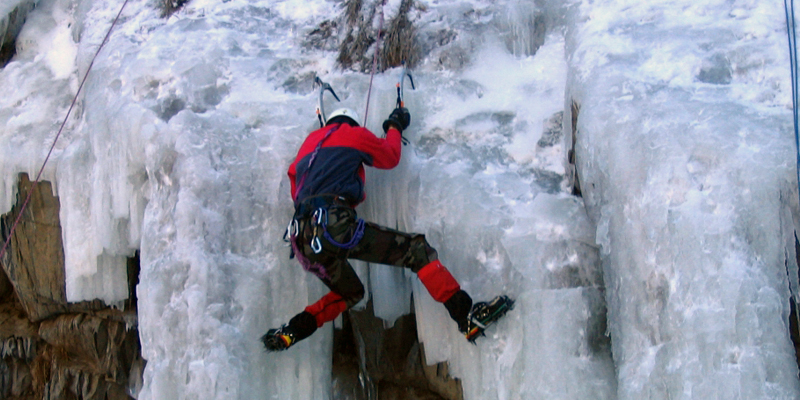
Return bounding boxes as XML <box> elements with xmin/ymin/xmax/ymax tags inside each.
<box><xmin>92</xmin><ymin>0</ymin><xmax>614</xmax><ymax>397</ymax></box>
<box><xmin>0</xmin><ymin>0</ymin><xmax>73</xmax><ymax>215</ymax></box>
<box><xmin>0</xmin><ymin>0</ymin><xmax>136</xmax><ymax>304</ymax></box>
<box><xmin>345</xmin><ymin>1</ymin><xmax>617</xmax><ymax>398</ymax></box>
<box><xmin>566</xmin><ymin>0</ymin><xmax>800</xmax><ymax>398</ymax></box>
<box><xmin>382</xmin><ymin>27</ymin><xmax>615</xmax><ymax>400</ymax></box>
<box><xmin>99</xmin><ymin>1</ymin><xmax>344</xmax><ymax>398</ymax></box>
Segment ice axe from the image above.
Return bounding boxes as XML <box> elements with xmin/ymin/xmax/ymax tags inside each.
<box><xmin>396</xmin><ymin>61</ymin><xmax>415</xmax><ymax>109</ymax></box>
<box><xmin>314</xmin><ymin>77</ymin><xmax>341</xmax><ymax>128</ymax></box>
<box><xmin>394</xmin><ymin>61</ymin><xmax>415</xmax><ymax>145</ymax></box>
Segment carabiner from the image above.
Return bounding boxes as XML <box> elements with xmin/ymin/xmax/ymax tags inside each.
<box><xmin>311</xmin><ymin>236</ymin><xmax>323</xmax><ymax>254</ymax></box>
<box><xmin>313</xmin><ymin>207</ymin><xmax>327</xmax><ymax>226</ymax></box>
<box><xmin>283</xmin><ymin>219</ymin><xmax>299</xmax><ymax>243</ymax></box>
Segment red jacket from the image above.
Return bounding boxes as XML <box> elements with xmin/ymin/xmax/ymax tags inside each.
<box><xmin>288</xmin><ymin>123</ymin><xmax>402</xmax><ymax>205</ymax></box>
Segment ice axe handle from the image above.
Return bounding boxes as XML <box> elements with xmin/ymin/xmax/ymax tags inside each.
<box><xmin>314</xmin><ymin>77</ymin><xmax>341</xmax><ymax>127</ymax></box>
<box><xmin>398</xmin><ymin>64</ymin><xmax>415</xmax><ymax>108</ymax></box>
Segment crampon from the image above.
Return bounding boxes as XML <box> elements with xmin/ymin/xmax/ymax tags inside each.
<box><xmin>463</xmin><ymin>295</ymin><xmax>515</xmax><ymax>343</ymax></box>
<box><xmin>261</xmin><ymin>326</ymin><xmax>297</xmax><ymax>352</ymax></box>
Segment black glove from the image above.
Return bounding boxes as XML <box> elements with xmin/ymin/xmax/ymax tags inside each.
<box><xmin>382</xmin><ymin>107</ymin><xmax>411</xmax><ymax>134</ymax></box>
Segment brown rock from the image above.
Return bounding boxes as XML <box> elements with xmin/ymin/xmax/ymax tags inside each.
<box><xmin>335</xmin><ymin>300</ymin><xmax>463</xmax><ymax>400</ymax></box>
<box><xmin>0</xmin><ymin>174</ymin><xmax>141</xmax><ymax>400</ymax></box>
<box><xmin>0</xmin><ymin>173</ymin><xmax>107</xmax><ymax>322</ymax></box>
<box><xmin>0</xmin><ymin>262</ymin><xmax>13</xmax><ymax>302</ymax></box>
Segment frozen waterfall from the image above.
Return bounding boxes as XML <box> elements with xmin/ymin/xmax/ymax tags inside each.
<box><xmin>1</xmin><ymin>0</ymin><xmax>799</xmax><ymax>398</ymax></box>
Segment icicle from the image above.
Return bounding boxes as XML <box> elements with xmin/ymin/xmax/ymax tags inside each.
<box><xmin>350</xmin><ymin>316</ymin><xmax>376</xmax><ymax>400</ymax></box>
<box><xmin>124</xmin><ymin>311</ymin><xmax>138</xmax><ymax>331</ymax></box>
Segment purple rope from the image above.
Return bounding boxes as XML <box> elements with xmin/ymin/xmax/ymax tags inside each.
<box><xmin>291</xmin><ymin>236</ymin><xmax>330</xmax><ymax>280</ymax></box>
<box><xmin>323</xmin><ymin>217</ymin><xmax>365</xmax><ymax>250</ymax></box>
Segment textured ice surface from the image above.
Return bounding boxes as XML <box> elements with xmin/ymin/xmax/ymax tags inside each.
<box><xmin>1</xmin><ymin>0</ymin><xmax>798</xmax><ymax>398</ymax></box>
<box><xmin>567</xmin><ymin>0</ymin><xmax>800</xmax><ymax>398</ymax></box>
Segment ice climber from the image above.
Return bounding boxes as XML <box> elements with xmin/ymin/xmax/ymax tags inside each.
<box><xmin>262</xmin><ymin>106</ymin><xmax>513</xmax><ymax>351</ymax></box>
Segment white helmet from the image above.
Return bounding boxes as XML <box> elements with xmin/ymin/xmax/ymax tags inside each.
<box><xmin>326</xmin><ymin>108</ymin><xmax>361</xmax><ymax>126</ymax></box>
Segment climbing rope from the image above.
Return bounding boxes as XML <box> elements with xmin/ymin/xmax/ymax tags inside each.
<box><xmin>316</xmin><ymin>208</ymin><xmax>365</xmax><ymax>250</ymax></box>
<box><xmin>786</xmin><ymin>0</ymin><xmax>799</xmax><ymax>189</ymax></box>
<box><xmin>784</xmin><ymin>0</ymin><xmax>800</xmax><ymax>337</ymax></box>
<box><xmin>362</xmin><ymin>0</ymin><xmax>387</xmax><ymax>127</ymax></box>
<box><xmin>0</xmin><ymin>0</ymin><xmax>130</xmax><ymax>263</ymax></box>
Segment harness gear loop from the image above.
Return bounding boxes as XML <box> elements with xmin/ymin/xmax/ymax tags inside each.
<box><xmin>312</xmin><ymin>207</ymin><xmax>366</xmax><ymax>250</ymax></box>
<box><xmin>324</xmin><ymin>217</ymin><xmax>366</xmax><ymax>249</ymax></box>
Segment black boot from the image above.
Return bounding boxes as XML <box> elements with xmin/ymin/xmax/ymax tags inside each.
<box><xmin>261</xmin><ymin>311</ymin><xmax>317</xmax><ymax>351</ymax></box>
<box><xmin>444</xmin><ymin>290</ymin><xmax>473</xmax><ymax>334</ymax></box>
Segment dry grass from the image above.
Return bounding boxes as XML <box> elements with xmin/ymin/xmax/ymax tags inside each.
<box><xmin>160</xmin><ymin>0</ymin><xmax>190</xmax><ymax>17</ymax></box>
<box><xmin>344</xmin><ymin>0</ymin><xmax>362</xmax><ymax>26</ymax></box>
<box><xmin>381</xmin><ymin>0</ymin><xmax>418</xmax><ymax>70</ymax></box>
<box><xmin>337</xmin><ymin>0</ymin><xmax>420</xmax><ymax>72</ymax></box>
<box><xmin>304</xmin><ymin>20</ymin><xmax>339</xmax><ymax>51</ymax></box>
<box><xmin>338</xmin><ymin>28</ymin><xmax>376</xmax><ymax>72</ymax></box>
<box><xmin>337</xmin><ymin>0</ymin><xmax>376</xmax><ymax>72</ymax></box>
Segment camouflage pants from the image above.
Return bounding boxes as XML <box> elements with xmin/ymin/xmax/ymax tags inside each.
<box><xmin>296</xmin><ymin>205</ymin><xmax>438</xmax><ymax>307</ymax></box>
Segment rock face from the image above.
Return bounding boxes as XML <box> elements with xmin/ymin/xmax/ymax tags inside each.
<box><xmin>0</xmin><ymin>174</ymin><xmax>142</xmax><ymax>399</ymax></box>
<box><xmin>332</xmin><ymin>300</ymin><xmax>463</xmax><ymax>400</ymax></box>
<box><xmin>0</xmin><ymin>0</ymin><xmax>37</xmax><ymax>67</ymax></box>
<box><xmin>1</xmin><ymin>174</ymin><xmax>108</xmax><ymax>322</ymax></box>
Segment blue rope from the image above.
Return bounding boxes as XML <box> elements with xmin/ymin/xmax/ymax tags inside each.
<box><xmin>784</xmin><ymin>0</ymin><xmax>800</xmax><ymax>329</ymax></box>
<box><xmin>786</xmin><ymin>0</ymin><xmax>800</xmax><ymax>197</ymax></box>
<box><xmin>322</xmin><ymin>212</ymin><xmax>366</xmax><ymax>250</ymax></box>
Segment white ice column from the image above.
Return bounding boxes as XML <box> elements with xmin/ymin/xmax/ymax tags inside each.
<box><xmin>566</xmin><ymin>0</ymin><xmax>800</xmax><ymax>398</ymax></box>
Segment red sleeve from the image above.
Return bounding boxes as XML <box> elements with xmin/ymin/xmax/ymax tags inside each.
<box><xmin>351</xmin><ymin>126</ymin><xmax>402</xmax><ymax>169</ymax></box>
<box><xmin>288</xmin><ymin>159</ymin><xmax>298</xmax><ymax>201</ymax></box>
